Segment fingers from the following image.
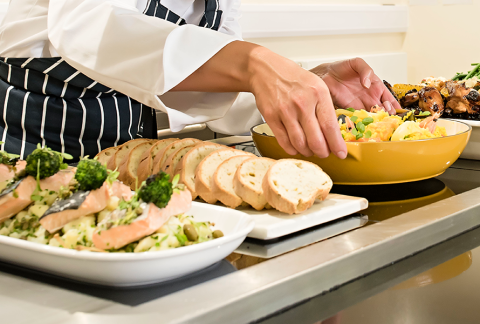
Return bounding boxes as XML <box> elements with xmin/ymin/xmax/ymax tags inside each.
<box><xmin>316</xmin><ymin>93</ymin><xmax>347</xmax><ymax>159</ymax></box>
<box><xmin>299</xmin><ymin>111</ymin><xmax>329</xmax><ymax>158</ymax></box>
<box><xmin>381</xmin><ymin>86</ymin><xmax>401</xmax><ymax>114</ymax></box>
<box><xmin>282</xmin><ymin>115</ymin><xmax>314</xmax><ymax>157</ymax></box>
<box><xmin>267</xmin><ymin>117</ymin><xmax>298</xmax><ymax>156</ymax></box>
<box><xmin>349</xmin><ymin>58</ymin><xmax>373</xmax><ymax>89</ymax></box>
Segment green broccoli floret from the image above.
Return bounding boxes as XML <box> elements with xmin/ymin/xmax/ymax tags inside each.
<box><xmin>25</xmin><ymin>144</ymin><xmax>70</xmax><ymax>179</ymax></box>
<box><xmin>138</xmin><ymin>172</ymin><xmax>173</xmax><ymax>209</ymax></box>
<box><xmin>75</xmin><ymin>158</ymin><xmax>108</xmax><ymax>191</ymax></box>
<box><xmin>0</xmin><ymin>142</ymin><xmax>19</xmax><ymax>167</ymax></box>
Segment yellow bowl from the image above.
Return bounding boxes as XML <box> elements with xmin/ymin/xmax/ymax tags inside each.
<box><xmin>251</xmin><ymin>119</ymin><xmax>471</xmax><ymax>185</ymax></box>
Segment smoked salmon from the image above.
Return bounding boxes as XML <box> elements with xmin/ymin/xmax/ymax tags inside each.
<box><xmin>0</xmin><ymin>170</ymin><xmax>75</xmax><ymax>224</ymax></box>
<box><xmin>93</xmin><ymin>189</ymin><xmax>192</xmax><ymax>250</ymax></box>
<box><xmin>0</xmin><ymin>160</ymin><xmax>26</xmax><ymax>183</ymax></box>
<box><xmin>40</xmin><ymin>181</ymin><xmax>133</xmax><ymax>234</ymax></box>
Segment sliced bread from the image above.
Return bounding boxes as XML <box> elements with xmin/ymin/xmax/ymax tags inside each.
<box><xmin>118</xmin><ymin>141</ymin><xmax>155</xmax><ymax>189</ymax></box>
<box><xmin>137</xmin><ymin>138</ymin><xmax>178</xmax><ymax>183</ymax></box>
<box><xmin>195</xmin><ymin>149</ymin><xmax>254</xmax><ymax>204</ymax></box>
<box><xmin>162</xmin><ymin>144</ymin><xmax>196</xmax><ymax>179</ymax></box>
<box><xmin>151</xmin><ymin>138</ymin><xmax>202</xmax><ymax>176</ymax></box>
<box><xmin>213</xmin><ymin>155</ymin><xmax>256</xmax><ymax>208</ymax></box>
<box><xmin>106</xmin><ymin>138</ymin><xmax>151</xmax><ymax>171</ymax></box>
<box><xmin>175</xmin><ymin>142</ymin><xmax>225</xmax><ymax>199</ymax></box>
<box><xmin>233</xmin><ymin>157</ymin><xmax>275</xmax><ymax>211</ymax></box>
<box><xmin>95</xmin><ymin>146</ymin><xmax>119</xmax><ymax>167</ymax></box>
<box><xmin>262</xmin><ymin>159</ymin><xmax>333</xmax><ymax>215</ymax></box>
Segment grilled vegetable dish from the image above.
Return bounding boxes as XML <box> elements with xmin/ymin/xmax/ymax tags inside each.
<box><xmin>390</xmin><ymin>62</ymin><xmax>480</xmax><ymax>121</ymax></box>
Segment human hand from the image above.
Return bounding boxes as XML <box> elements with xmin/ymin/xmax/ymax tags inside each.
<box><xmin>310</xmin><ymin>58</ymin><xmax>401</xmax><ymax>114</ymax></box>
<box><xmin>249</xmin><ymin>47</ymin><xmax>347</xmax><ymax>159</ymax></box>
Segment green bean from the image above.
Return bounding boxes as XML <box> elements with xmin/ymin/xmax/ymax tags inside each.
<box><xmin>465</xmin><ymin>64</ymin><xmax>480</xmax><ymax>80</ymax></box>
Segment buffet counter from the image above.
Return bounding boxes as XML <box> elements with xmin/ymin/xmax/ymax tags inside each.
<box><xmin>3</xmin><ymin>144</ymin><xmax>480</xmax><ymax>324</ymax></box>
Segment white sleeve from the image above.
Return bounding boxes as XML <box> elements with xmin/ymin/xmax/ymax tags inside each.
<box><xmin>47</xmin><ymin>0</ymin><xmax>241</xmax><ymax>132</ymax></box>
<box><xmin>206</xmin><ymin>92</ymin><xmax>264</xmax><ymax>135</ymax></box>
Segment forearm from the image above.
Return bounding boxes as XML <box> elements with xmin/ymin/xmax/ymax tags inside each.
<box><xmin>171</xmin><ymin>41</ymin><xmax>265</xmax><ymax>93</ymax></box>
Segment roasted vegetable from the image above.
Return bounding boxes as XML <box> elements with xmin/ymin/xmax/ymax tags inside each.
<box><xmin>74</xmin><ymin>158</ymin><xmax>108</xmax><ymax>191</ymax></box>
<box><xmin>25</xmin><ymin>145</ymin><xmax>71</xmax><ymax>179</ymax></box>
<box><xmin>138</xmin><ymin>172</ymin><xmax>173</xmax><ymax>209</ymax></box>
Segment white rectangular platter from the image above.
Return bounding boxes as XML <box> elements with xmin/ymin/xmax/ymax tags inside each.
<box><xmin>235</xmin><ymin>193</ymin><xmax>368</xmax><ymax>240</ymax></box>
<box><xmin>451</xmin><ymin>119</ymin><xmax>480</xmax><ymax>160</ymax></box>
<box><xmin>0</xmin><ymin>202</ymin><xmax>254</xmax><ymax>287</ymax></box>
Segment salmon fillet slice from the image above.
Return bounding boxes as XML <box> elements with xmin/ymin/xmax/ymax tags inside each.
<box><xmin>40</xmin><ymin>181</ymin><xmax>133</xmax><ymax>234</ymax></box>
<box><xmin>92</xmin><ymin>189</ymin><xmax>192</xmax><ymax>250</ymax></box>
<box><xmin>0</xmin><ymin>160</ymin><xmax>26</xmax><ymax>183</ymax></box>
<box><xmin>0</xmin><ymin>170</ymin><xmax>75</xmax><ymax>224</ymax></box>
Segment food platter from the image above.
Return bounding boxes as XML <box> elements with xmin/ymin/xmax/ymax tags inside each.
<box><xmin>0</xmin><ymin>202</ymin><xmax>254</xmax><ymax>287</ymax></box>
<box><xmin>252</xmin><ymin>120</ymin><xmax>471</xmax><ymax>185</ymax></box>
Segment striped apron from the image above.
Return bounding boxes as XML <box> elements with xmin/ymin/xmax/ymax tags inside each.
<box><xmin>0</xmin><ymin>0</ymin><xmax>223</xmax><ymax>162</ymax></box>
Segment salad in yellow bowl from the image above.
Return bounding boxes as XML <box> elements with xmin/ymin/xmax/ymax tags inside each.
<box><xmin>337</xmin><ymin>106</ymin><xmax>447</xmax><ymax>142</ymax></box>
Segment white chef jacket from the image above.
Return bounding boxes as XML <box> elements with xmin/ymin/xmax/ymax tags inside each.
<box><xmin>0</xmin><ymin>0</ymin><xmax>262</xmax><ymax>135</ymax></box>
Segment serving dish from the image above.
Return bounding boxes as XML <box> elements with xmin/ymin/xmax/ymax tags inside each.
<box><xmin>449</xmin><ymin>119</ymin><xmax>480</xmax><ymax>160</ymax></box>
<box><xmin>252</xmin><ymin>119</ymin><xmax>471</xmax><ymax>185</ymax></box>
<box><xmin>0</xmin><ymin>202</ymin><xmax>254</xmax><ymax>287</ymax></box>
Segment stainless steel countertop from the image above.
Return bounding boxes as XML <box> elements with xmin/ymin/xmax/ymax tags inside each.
<box><xmin>3</xmin><ymin>160</ymin><xmax>480</xmax><ymax>324</ymax></box>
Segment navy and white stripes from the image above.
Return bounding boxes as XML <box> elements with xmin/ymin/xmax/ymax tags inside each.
<box><xmin>144</xmin><ymin>0</ymin><xmax>223</xmax><ymax>31</ymax></box>
<box><xmin>0</xmin><ymin>58</ymin><xmax>142</xmax><ymax>161</ymax></box>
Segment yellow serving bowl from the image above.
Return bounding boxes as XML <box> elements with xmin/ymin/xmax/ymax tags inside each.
<box><xmin>251</xmin><ymin>119</ymin><xmax>472</xmax><ymax>185</ymax></box>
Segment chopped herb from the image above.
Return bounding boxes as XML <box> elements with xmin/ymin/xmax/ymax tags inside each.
<box><xmin>351</xmin><ymin>128</ymin><xmax>358</xmax><ymax>136</ymax></box>
<box><xmin>31</xmin><ymin>195</ymin><xmax>43</xmax><ymax>201</ymax></box>
<box><xmin>362</xmin><ymin>117</ymin><xmax>374</xmax><ymax>126</ymax></box>
<box><xmin>12</xmin><ymin>190</ymin><xmax>18</xmax><ymax>198</ymax></box>
<box><xmin>350</xmin><ymin>116</ymin><xmax>358</xmax><ymax>122</ymax></box>
<box><xmin>418</xmin><ymin>111</ymin><xmax>431</xmax><ymax>116</ymax></box>
<box><xmin>155</xmin><ymin>242</ymin><xmax>160</xmax><ymax>247</ymax></box>
<box><xmin>356</xmin><ymin>122</ymin><xmax>365</xmax><ymax>133</ymax></box>
<box><xmin>346</xmin><ymin>108</ymin><xmax>355</xmax><ymax>112</ymax></box>
<box><xmin>364</xmin><ymin>130</ymin><xmax>372</xmax><ymax>139</ymax></box>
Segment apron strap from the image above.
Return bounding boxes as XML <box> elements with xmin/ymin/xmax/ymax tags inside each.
<box><xmin>142</xmin><ymin>107</ymin><xmax>158</xmax><ymax>140</ymax></box>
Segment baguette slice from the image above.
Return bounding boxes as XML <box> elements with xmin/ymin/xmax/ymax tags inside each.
<box><xmin>233</xmin><ymin>157</ymin><xmax>275</xmax><ymax>211</ymax></box>
<box><xmin>152</xmin><ymin>138</ymin><xmax>202</xmax><ymax>176</ymax></box>
<box><xmin>137</xmin><ymin>138</ymin><xmax>179</xmax><ymax>183</ymax></box>
<box><xmin>106</xmin><ymin>138</ymin><xmax>151</xmax><ymax>171</ymax></box>
<box><xmin>262</xmin><ymin>159</ymin><xmax>333</xmax><ymax>215</ymax></box>
<box><xmin>196</xmin><ymin>149</ymin><xmax>254</xmax><ymax>204</ymax></box>
<box><xmin>175</xmin><ymin>142</ymin><xmax>226</xmax><ymax>199</ymax></box>
<box><xmin>163</xmin><ymin>145</ymin><xmax>195</xmax><ymax>179</ymax></box>
<box><xmin>95</xmin><ymin>146</ymin><xmax>119</xmax><ymax>167</ymax></box>
<box><xmin>213</xmin><ymin>155</ymin><xmax>256</xmax><ymax>208</ymax></box>
<box><xmin>118</xmin><ymin>141</ymin><xmax>155</xmax><ymax>189</ymax></box>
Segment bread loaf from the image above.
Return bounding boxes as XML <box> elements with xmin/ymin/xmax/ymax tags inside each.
<box><xmin>117</xmin><ymin>141</ymin><xmax>155</xmax><ymax>189</ymax></box>
<box><xmin>212</xmin><ymin>155</ymin><xmax>256</xmax><ymax>208</ymax></box>
<box><xmin>151</xmin><ymin>138</ymin><xmax>202</xmax><ymax>176</ymax></box>
<box><xmin>195</xmin><ymin>149</ymin><xmax>254</xmax><ymax>204</ymax></box>
<box><xmin>175</xmin><ymin>142</ymin><xmax>225</xmax><ymax>199</ymax></box>
<box><xmin>95</xmin><ymin>146</ymin><xmax>119</xmax><ymax>167</ymax></box>
<box><xmin>106</xmin><ymin>138</ymin><xmax>151</xmax><ymax>171</ymax></box>
<box><xmin>162</xmin><ymin>145</ymin><xmax>195</xmax><ymax>178</ymax></box>
<box><xmin>233</xmin><ymin>157</ymin><xmax>275</xmax><ymax>210</ymax></box>
<box><xmin>262</xmin><ymin>159</ymin><xmax>332</xmax><ymax>214</ymax></box>
<box><xmin>137</xmin><ymin>138</ymin><xmax>178</xmax><ymax>183</ymax></box>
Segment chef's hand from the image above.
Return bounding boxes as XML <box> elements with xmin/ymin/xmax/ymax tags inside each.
<box><xmin>310</xmin><ymin>58</ymin><xmax>401</xmax><ymax>114</ymax></box>
<box><xmin>249</xmin><ymin>48</ymin><xmax>347</xmax><ymax>159</ymax></box>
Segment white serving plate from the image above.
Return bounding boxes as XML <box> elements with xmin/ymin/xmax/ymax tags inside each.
<box><xmin>0</xmin><ymin>202</ymin><xmax>254</xmax><ymax>287</ymax></box>
<box><xmin>451</xmin><ymin>119</ymin><xmax>480</xmax><ymax>160</ymax></box>
<box><xmin>235</xmin><ymin>193</ymin><xmax>368</xmax><ymax>240</ymax></box>
<box><xmin>235</xmin><ymin>215</ymin><xmax>368</xmax><ymax>258</ymax></box>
